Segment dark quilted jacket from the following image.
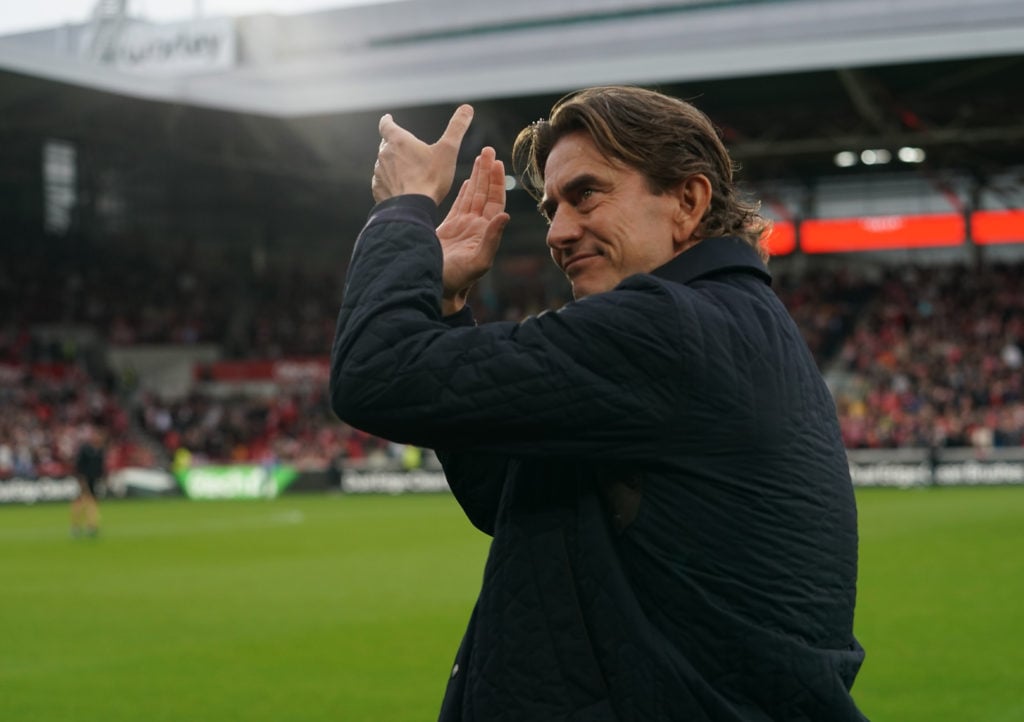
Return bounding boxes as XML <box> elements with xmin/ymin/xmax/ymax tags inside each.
<box><xmin>331</xmin><ymin>195</ymin><xmax>868</xmax><ymax>721</ymax></box>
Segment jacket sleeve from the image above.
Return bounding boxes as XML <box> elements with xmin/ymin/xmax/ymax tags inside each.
<box><xmin>330</xmin><ymin>195</ymin><xmax>690</xmax><ymax>459</ymax></box>
<box><xmin>433</xmin><ymin>299</ymin><xmax>506</xmax><ymax>535</ymax></box>
<box><xmin>435</xmin><ymin>449</ymin><xmax>508</xmax><ymax>535</ymax></box>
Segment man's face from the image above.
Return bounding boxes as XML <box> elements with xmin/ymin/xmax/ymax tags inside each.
<box><xmin>541</xmin><ymin>131</ymin><xmax>684</xmax><ymax>299</ymax></box>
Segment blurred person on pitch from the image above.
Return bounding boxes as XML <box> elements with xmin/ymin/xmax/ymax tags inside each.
<box><xmin>71</xmin><ymin>424</ymin><xmax>106</xmax><ymax>537</ymax></box>
<box><xmin>330</xmin><ymin>86</ymin><xmax>867</xmax><ymax>721</ymax></box>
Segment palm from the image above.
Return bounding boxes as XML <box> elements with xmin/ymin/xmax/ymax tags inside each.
<box><xmin>436</xmin><ymin>149</ymin><xmax>510</xmax><ymax>299</ymax></box>
<box><xmin>437</xmin><ymin>200</ymin><xmax>500</xmax><ymax>289</ymax></box>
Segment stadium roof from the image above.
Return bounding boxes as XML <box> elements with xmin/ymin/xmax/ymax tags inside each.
<box><xmin>2</xmin><ymin>0</ymin><xmax>1024</xmax><ymax>116</ymax></box>
<box><xmin>2</xmin><ymin>0</ymin><xmax>1023</xmax><ymax>256</ymax></box>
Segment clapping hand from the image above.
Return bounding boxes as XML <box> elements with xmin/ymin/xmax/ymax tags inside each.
<box><xmin>436</xmin><ymin>147</ymin><xmax>511</xmax><ymax>314</ymax></box>
<box><xmin>373</xmin><ymin>104</ymin><xmax>475</xmax><ymax>205</ymax></box>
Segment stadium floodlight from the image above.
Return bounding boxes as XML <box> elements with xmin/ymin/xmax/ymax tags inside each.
<box><xmin>898</xmin><ymin>146</ymin><xmax>927</xmax><ymax>163</ymax></box>
<box><xmin>860</xmin><ymin>149</ymin><xmax>892</xmax><ymax>165</ymax></box>
<box><xmin>834</xmin><ymin>151</ymin><xmax>858</xmax><ymax>168</ymax></box>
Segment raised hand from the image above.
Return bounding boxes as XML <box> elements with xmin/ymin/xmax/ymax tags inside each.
<box><xmin>372</xmin><ymin>104</ymin><xmax>474</xmax><ymax>205</ymax></box>
<box><xmin>436</xmin><ymin>147</ymin><xmax>511</xmax><ymax>315</ymax></box>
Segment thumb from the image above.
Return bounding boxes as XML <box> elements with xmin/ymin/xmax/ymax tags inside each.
<box><xmin>378</xmin><ymin>112</ymin><xmax>395</xmax><ymax>138</ymax></box>
<box><xmin>485</xmin><ymin>212</ymin><xmax>511</xmax><ymax>241</ymax></box>
<box><xmin>437</xmin><ymin>104</ymin><xmax>474</xmax><ymax>149</ymax></box>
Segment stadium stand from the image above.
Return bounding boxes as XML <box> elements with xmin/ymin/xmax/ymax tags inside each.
<box><xmin>1</xmin><ymin>0</ymin><xmax>1023</xmax><ymax>491</ymax></box>
<box><xmin>3</xmin><ymin>235</ymin><xmax>1021</xmax><ymax>483</ymax></box>
<box><xmin>830</xmin><ymin>263</ymin><xmax>1024</xmax><ymax>449</ymax></box>
<box><xmin>0</xmin><ymin>354</ymin><xmax>154</xmax><ymax>480</ymax></box>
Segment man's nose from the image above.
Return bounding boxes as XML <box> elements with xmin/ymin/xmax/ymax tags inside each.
<box><xmin>545</xmin><ymin>208</ymin><xmax>582</xmax><ymax>250</ymax></box>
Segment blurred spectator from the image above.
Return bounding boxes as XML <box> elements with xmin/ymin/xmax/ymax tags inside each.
<box><xmin>71</xmin><ymin>424</ymin><xmax>106</xmax><ymax>537</ymax></box>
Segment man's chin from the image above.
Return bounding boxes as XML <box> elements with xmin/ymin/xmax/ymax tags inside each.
<box><xmin>570</xmin><ymin>278</ymin><xmax>609</xmax><ymax>300</ymax></box>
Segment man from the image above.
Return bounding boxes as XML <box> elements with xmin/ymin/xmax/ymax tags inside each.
<box><xmin>331</xmin><ymin>86</ymin><xmax>867</xmax><ymax>720</ymax></box>
<box><xmin>72</xmin><ymin>424</ymin><xmax>105</xmax><ymax>537</ymax></box>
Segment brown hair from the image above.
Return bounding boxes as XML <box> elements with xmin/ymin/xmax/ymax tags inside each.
<box><xmin>512</xmin><ymin>86</ymin><xmax>769</xmax><ymax>260</ymax></box>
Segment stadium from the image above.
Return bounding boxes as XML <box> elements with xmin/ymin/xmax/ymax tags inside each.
<box><xmin>2</xmin><ymin>1</ymin><xmax>1023</xmax><ymax>720</ymax></box>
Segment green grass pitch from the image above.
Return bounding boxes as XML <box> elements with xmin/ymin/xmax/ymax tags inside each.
<box><xmin>2</xmin><ymin>486</ymin><xmax>1022</xmax><ymax>721</ymax></box>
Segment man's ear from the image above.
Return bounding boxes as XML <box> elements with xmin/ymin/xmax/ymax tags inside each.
<box><xmin>672</xmin><ymin>174</ymin><xmax>712</xmax><ymax>247</ymax></box>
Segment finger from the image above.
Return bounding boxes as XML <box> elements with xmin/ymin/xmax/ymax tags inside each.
<box><xmin>481</xmin><ymin>212</ymin><xmax>511</xmax><ymax>254</ymax></box>
<box><xmin>484</xmin><ymin>157</ymin><xmax>507</xmax><ymax>215</ymax></box>
<box><xmin>437</xmin><ymin>104</ymin><xmax>474</xmax><ymax>149</ymax></box>
<box><xmin>491</xmin><ymin>212</ymin><xmax>511</xmax><ymax>234</ymax></box>
<box><xmin>376</xmin><ymin>112</ymin><xmax>391</xmax><ymax>141</ymax></box>
<box><xmin>467</xmin><ymin>153</ymin><xmax>488</xmax><ymax>214</ymax></box>
<box><xmin>466</xmin><ymin>148</ymin><xmax>501</xmax><ymax>213</ymax></box>
<box><xmin>450</xmin><ymin>179</ymin><xmax>471</xmax><ymax>218</ymax></box>
<box><xmin>379</xmin><ymin>112</ymin><xmax>419</xmax><ymax>146</ymax></box>
<box><xmin>378</xmin><ymin>113</ymin><xmax>394</xmax><ymax>138</ymax></box>
<box><xmin>371</xmin><ymin>173</ymin><xmax>387</xmax><ymax>203</ymax></box>
<box><xmin>488</xmin><ymin>156</ymin><xmax>506</xmax><ymax>191</ymax></box>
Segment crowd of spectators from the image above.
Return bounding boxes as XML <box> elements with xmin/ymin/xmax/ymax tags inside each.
<box><xmin>135</xmin><ymin>385</ymin><xmax>393</xmax><ymax>471</ymax></box>
<box><xmin>831</xmin><ymin>263</ymin><xmax>1023</xmax><ymax>450</ymax></box>
<box><xmin>0</xmin><ymin>361</ymin><xmax>154</xmax><ymax>481</ymax></box>
<box><xmin>3</xmin><ymin>246</ymin><xmax>231</xmax><ymax>352</ymax></box>
<box><xmin>771</xmin><ymin>265</ymin><xmax>878</xmax><ymax>366</ymax></box>
<box><xmin>241</xmin><ymin>265</ymin><xmax>345</xmax><ymax>359</ymax></box>
<box><xmin>2</xmin><ymin>239</ymin><xmax>1023</xmax><ymax>481</ymax></box>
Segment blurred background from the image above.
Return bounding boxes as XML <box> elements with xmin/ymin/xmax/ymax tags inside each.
<box><xmin>2</xmin><ymin>0</ymin><xmax>1022</xmax><ymax>500</ymax></box>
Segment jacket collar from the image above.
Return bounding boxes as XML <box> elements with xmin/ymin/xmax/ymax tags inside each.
<box><xmin>650</xmin><ymin>236</ymin><xmax>772</xmax><ymax>287</ymax></box>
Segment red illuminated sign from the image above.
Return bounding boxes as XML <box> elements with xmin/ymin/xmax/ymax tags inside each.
<box><xmin>762</xmin><ymin>221</ymin><xmax>796</xmax><ymax>256</ymax></box>
<box><xmin>972</xmin><ymin>209</ymin><xmax>1024</xmax><ymax>245</ymax></box>
<box><xmin>801</xmin><ymin>213</ymin><xmax>965</xmax><ymax>253</ymax></box>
